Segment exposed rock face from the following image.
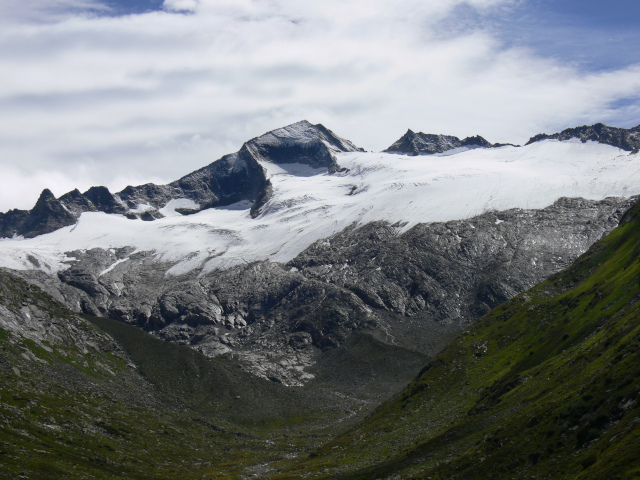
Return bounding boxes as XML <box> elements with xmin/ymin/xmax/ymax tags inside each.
<box><xmin>386</xmin><ymin>122</ymin><xmax>640</xmax><ymax>156</ymax></box>
<box><xmin>241</xmin><ymin>121</ymin><xmax>361</xmax><ymax>170</ymax></box>
<box><xmin>384</xmin><ymin>129</ymin><xmax>493</xmax><ymax>155</ymax></box>
<box><xmin>0</xmin><ymin>269</ymin><xmax>121</xmax><ymax>355</ymax></box>
<box><xmin>290</xmin><ymin>196</ymin><xmax>634</xmax><ymax>326</ymax></box>
<box><xmin>58</xmin><ymin>188</ymin><xmax>98</xmax><ymax>215</ymax></box>
<box><xmin>0</xmin><ymin>120</ymin><xmax>362</xmax><ymax>238</ymax></box>
<box><xmin>18</xmin><ymin>189</ymin><xmax>77</xmax><ymax>238</ymax></box>
<box><xmin>0</xmin><ymin>189</ymin><xmax>79</xmax><ymax>239</ymax></box>
<box><xmin>82</xmin><ymin>186</ymin><xmax>129</xmax><ymax>215</ymax></box>
<box><xmin>526</xmin><ymin>123</ymin><xmax>640</xmax><ymax>152</ymax></box>
<box><xmin>0</xmin><ymin>209</ymin><xmax>29</xmax><ymax>238</ymax></box>
<box><xmin>13</xmin><ymin>195</ymin><xmax>636</xmax><ymax>385</ymax></box>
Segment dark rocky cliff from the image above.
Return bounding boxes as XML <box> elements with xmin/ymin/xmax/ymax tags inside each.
<box><xmin>0</xmin><ymin>120</ymin><xmax>362</xmax><ymax>238</ymax></box>
<box><xmin>384</xmin><ymin>129</ymin><xmax>493</xmax><ymax>155</ymax></box>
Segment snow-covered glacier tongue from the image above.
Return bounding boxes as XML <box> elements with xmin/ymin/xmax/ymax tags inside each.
<box><xmin>1</xmin><ymin>121</ymin><xmax>639</xmax><ymax>387</ymax></box>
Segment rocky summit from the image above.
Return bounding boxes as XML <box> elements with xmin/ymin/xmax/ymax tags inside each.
<box><xmin>383</xmin><ymin>129</ymin><xmax>493</xmax><ymax>155</ymax></box>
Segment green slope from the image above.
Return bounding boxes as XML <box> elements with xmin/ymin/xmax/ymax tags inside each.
<box><xmin>0</xmin><ymin>271</ymin><xmax>275</xmax><ymax>480</ymax></box>
<box><xmin>0</xmin><ymin>266</ymin><xmax>430</xmax><ymax>479</ymax></box>
<box><xmin>0</xmin><ymin>271</ymin><xmax>362</xmax><ymax>479</ymax></box>
<box><xmin>276</xmin><ymin>200</ymin><xmax>640</xmax><ymax>479</ymax></box>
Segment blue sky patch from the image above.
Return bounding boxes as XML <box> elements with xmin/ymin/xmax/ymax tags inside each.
<box><xmin>498</xmin><ymin>0</ymin><xmax>640</xmax><ymax>71</ymax></box>
<box><xmin>102</xmin><ymin>0</ymin><xmax>164</xmax><ymax>16</ymax></box>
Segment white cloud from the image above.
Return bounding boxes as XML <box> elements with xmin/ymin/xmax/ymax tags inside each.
<box><xmin>163</xmin><ymin>0</ymin><xmax>199</xmax><ymax>13</ymax></box>
<box><xmin>0</xmin><ymin>0</ymin><xmax>638</xmax><ymax>211</ymax></box>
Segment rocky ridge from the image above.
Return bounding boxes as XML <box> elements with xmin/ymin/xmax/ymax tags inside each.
<box><xmin>0</xmin><ymin>120</ymin><xmax>362</xmax><ymax>238</ymax></box>
<box><xmin>384</xmin><ymin>122</ymin><xmax>640</xmax><ymax>156</ymax></box>
<box><xmin>2</xmin><ymin>122</ymin><xmax>637</xmax><ymax>239</ymax></box>
<box><xmin>526</xmin><ymin>122</ymin><xmax>640</xmax><ymax>152</ymax></box>
<box><xmin>383</xmin><ymin>129</ymin><xmax>494</xmax><ymax>155</ymax></box>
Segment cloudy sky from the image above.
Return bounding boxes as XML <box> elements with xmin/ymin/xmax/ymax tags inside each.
<box><xmin>0</xmin><ymin>0</ymin><xmax>639</xmax><ymax>210</ymax></box>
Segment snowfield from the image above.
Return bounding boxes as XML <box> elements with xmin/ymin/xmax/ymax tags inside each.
<box><xmin>1</xmin><ymin>139</ymin><xmax>639</xmax><ymax>276</ymax></box>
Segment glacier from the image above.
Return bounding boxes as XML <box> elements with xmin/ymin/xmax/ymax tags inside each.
<box><xmin>0</xmin><ymin>138</ymin><xmax>638</xmax><ymax>276</ymax></box>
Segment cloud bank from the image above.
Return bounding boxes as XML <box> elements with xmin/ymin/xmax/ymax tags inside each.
<box><xmin>0</xmin><ymin>0</ymin><xmax>638</xmax><ymax>210</ymax></box>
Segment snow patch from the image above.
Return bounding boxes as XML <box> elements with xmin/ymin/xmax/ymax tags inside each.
<box><xmin>159</xmin><ymin>198</ymin><xmax>200</xmax><ymax>217</ymax></box>
<box><xmin>130</xmin><ymin>203</ymin><xmax>153</xmax><ymax>214</ymax></box>
<box><xmin>99</xmin><ymin>257</ymin><xmax>131</xmax><ymax>276</ymax></box>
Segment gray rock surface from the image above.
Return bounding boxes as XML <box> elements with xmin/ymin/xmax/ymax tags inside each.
<box><xmin>385</xmin><ymin>122</ymin><xmax>640</xmax><ymax>156</ymax></box>
<box><xmin>384</xmin><ymin>129</ymin><xmax>493</xmax><ymax>155</ymax></box>
<box><xmin>0</xmin><ymin>269</ymin><xmax>123</xmax><ymax>359</ymax></box>
<box><xmin>18</xmin><ymin>189</ymin><xmax>77</xmax><ymax>238</ymax></box>
<box><xmin>12</xmin><ymin>195</ymin><xmax>636</xmax><ymax>385</ymax></box>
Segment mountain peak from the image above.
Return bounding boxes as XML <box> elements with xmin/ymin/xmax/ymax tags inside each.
<box><xmin>83</xmin><ymin>186</ymin><xmax>128</xmax><ymax>215</ymax></box>
<box><xmin>384</xmin><ymin>130</ymin><xmax>493</xmax><ymax>156</ymax></box>
<box><xmin>37</xmin><ymin>188</ymin><xmax>56</xmax><ymax>201</ymax></box>
<box><xmin>247</xmin><ymin>120</ymin><xmax>362</xmax><ymax>157</ymax></box>
<box><xmin>240</xmin><ymin>120</ymin><xmax>362</xmax><ymax>176</ymax></box>
<box><xmin>19</xmin><ymin>188</ymin><xmax>76</xmax><ymax>238</ymax></box>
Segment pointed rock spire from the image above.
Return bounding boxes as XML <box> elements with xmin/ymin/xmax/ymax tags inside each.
<box><xmin>19</xmin><ymin>189</ymin><xmax>77</xmax><ymax>238</ymax></box>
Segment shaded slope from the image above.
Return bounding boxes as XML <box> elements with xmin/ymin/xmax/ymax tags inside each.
<box><xmin>0</xmin><ymin>269</ymin><xmax>238</xmax><ymax>480</ymax></box>
<box><xmin>0</xmin><ymin>269</ymin><xmax>366</xmax><ymax>479</ymax></box>
<box><xmin>86</xmin><ymin>315</ymin><xmax>356</xmax><ymax>428</ymax></box>
<box><xmin>276</xmin><ymin>199</ymin><xmax>640</xmax><ymax>479</ymax></box>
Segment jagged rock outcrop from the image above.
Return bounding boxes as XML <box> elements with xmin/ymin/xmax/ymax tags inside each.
<box><xmin>18</xmin><ymin>189</ymin><xmax>77</xmax><ymax>238</ymax></box>
<box><xmin>0</xmin><ymin>189</ymin><xmax>78</xmax><ymax>239</ymax></box>
<box><xmin>82</xmin><ymin>186</ymin><xmax>129</xmax><ymax>215</ymax></box>
<box><xmin>0</xmin><ymin>208</ymin><xmax>29</xmax><ymax>238</ymax></box>
<box><xmin>58</xmin><ymin>188</ymin><xmax>98</xmax><ymax>215</ymax></box>
<box><xmin>0</xmin><ymin>121</ymin><xmax>362</xmax><ymax>238</ymax></box>
<box><xmin>384</xmin><ymin>129</ymin><xmax>493</xmax><ymax>155</ymax></box>
<box><xmin>526</xmin><ymin>123</ymin><xmax>640</xmax><ymax>152</ymax></box>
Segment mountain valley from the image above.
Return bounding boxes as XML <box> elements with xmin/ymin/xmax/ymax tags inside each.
<box><xmin>1</xmin><ymin>121</ymin><xmax>640</xmax><ymax>478</ymax></box>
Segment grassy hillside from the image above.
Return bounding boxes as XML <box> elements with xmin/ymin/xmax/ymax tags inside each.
<box><xmin>0</xmin><ymin>271</ymin><xmax>366</xmax><ymax>479</ymax></box>
<box><xmin>275</xmin><ymin>200</ymin><xmax>640</xmax><ymax>479</ymax></box>
<box><xmin>0</xmin><ymin>269</ymin><xmax>425</xmax><ymax>479</ymax></box>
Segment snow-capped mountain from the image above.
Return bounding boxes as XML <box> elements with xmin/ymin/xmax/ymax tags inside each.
<box><xmin>0</xmin><ymin>120</ymin><xmax>362</xmax><ymax>239</ymax></box>
<box><xmin>1</xmin><ymin>121</ymin><xmax>639</xmax><ymax>384</ymax></box>
<box><xmin>1</xmin><ymin>123</ymin><xmax>638</xmax><ymax>274</ymax></box>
